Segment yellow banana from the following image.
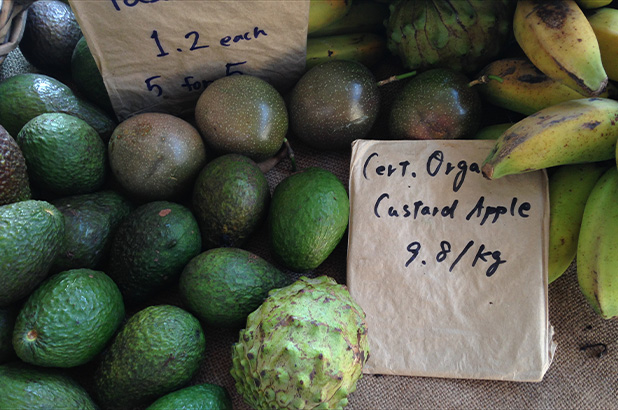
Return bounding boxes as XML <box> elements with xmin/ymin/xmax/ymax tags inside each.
<box><xmin>576</xmin><ymin>0</ymin><xmax>613</xmax><ymax>8</ymax></box>
<box><xmin>513</xmin><ymin>0</ymin><xmax>608</xmax><ymax>97</ymax></box>
<box><xmin>309</xmin><ymin>0</ymin><xmax>389</xmax><ymax>38</ymax></box>
<box><xmin>547</xmin><ymin>162</ymin><xmax>610</xmax><ymax>284</ymax></box>
<box><xmin>577</xmin><ymin>166</ymin><xmax>618</xmax><ymax>319</ymax></box>
<box><xmin>587</xmin><ymin>7</ymin><xmax>618</xmax><ymax>82</ymax></box>
<box><xmin>476</xmin><ymin>57</ymin><xmax>613</xmax><ymax>116</ymax></box>
<box><xmin>308</xmin><ymin>0</ymin><xmax>354</xmax><ymax>34</ymax></box>
<box><xmin>481</xmin><ymin>97</ymin><xmax>618</xmax><ymax>180</ymax></box>
<box><xmin>305</xmin><ymin>32</ymin><xmax>386</xmax><ymax>70</ymax></box>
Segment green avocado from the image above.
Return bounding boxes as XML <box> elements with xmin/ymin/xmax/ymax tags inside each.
<box><xmin>0</xmin><ymin>124</ymin><xmax>31</xmax><ymax>205</ymax></box>
<box><xmin>93</xmin><ymin>304</ymin><xmax>206</xmax><ymax>409</ymax></box>
<box><xmin>71</xmin><ymin>36</ymin><xmax>114</xmax><ymax>115</ymax></box>
<box><xmin>192</xmin><ymin>154</ymin><xmax>270</xmax><ymax>248</ymax></box>
<box><xmin>0</xmin><ymin>362</ymin><xmax>98</xmax><ymax>410</ymax></box>
<box><xmin>268</xmin><ymin>167</ymin><xmax>350</xmax><ymax>272</ymax></box>
<box><xmin>145</xmin><ymin>383</ymin><xmax>233</xmax><ymax>410</ymax></box>
<box><xmin>16</xmin><ymin>112</ymin><xmax>107</xmax><ymax>196</ymax></box>
<box><xmin>0</xmin><ymin>306</ymin><xmax>18</xmax><ymax>363</ymax></box>
<box><xmin>0</xmin><ymin>200</ymin><xmax>64</xmax><ymax>307</ymax></box>
<box><xmin>51</xmin><ymin>190</ymin><xmax>133</xmax><ymax>272</ymax></box>
<box><xmin>12</xmin><ymin>268</ymin><xmax>125</xmax><ymax>368</ymax></box>
<box><xmin>106</xmin><ymin>201</ymin><xmax>201</xmax><ymax>304</ymax></box>
<box><xmin>179</xmin><ymin>247</ymin><xmax>292</xmax><ymax>328</ymax></box>
<box><xmin>0</xmin><ymin>73</ymin><xmax>117</xmax><ymax>141</ymax></box>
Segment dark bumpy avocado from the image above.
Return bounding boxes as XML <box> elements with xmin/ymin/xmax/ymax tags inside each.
<box><xmin>194</xmin><ymin>75</ymin><xmax>288</xmax><ymax>161</ymax></box>
<box><xmin>71</xmin><ymin>36</ymin><xmax>114</xmax><ymax>114</ymax></box>
<box><xmin>51</xmin><ymin>190</ymin><xmax>133</xmax><ymax>272</ymax></box>
<box><xmin>389</xmin><ymin>68</ymin><xmax>482</xmax><ymax>140</ymax></box>
<box><xmin>145</xmin><ymin>383</ymin><xmax>233</xmax><ymax>410</ymax></box>
<box><xmin>0</xmin><ymin>362</ymin><xmax>98</xmax><ymax>410</ymax></box>
<box><xmin>289</xmin><ymin>60</ymin><xmax>380</xmax><ymax>151</ymax></box>
<box><xmin>108</xmin><ymin>112</ymin><xmax>207</xmax><ymax>201</ymax></box>
<box><xmin>17</xmin><ymin>112</ymin><xmax>107</xmax><ymax>196</ymax></box>
<box><xmin>0</xmin><ymin>200</ymin><xmax>64</xmax><ymax>307</ymax></box>
<box><xmin>93</xmin><ymin>305</ymin><xmax>206</xmax><ymax>409</ymax></box>
<box><xmin>0</xmin><ymin>73</ymin><xmax>116</xmax><ymax>141</ymax></box>
<box><xmin>179</xmin><ymin>247</ymin><xmax>292</xmax><ymax>328</ymax></box>
<box><xmin>106</xmin><ymin>201</ymin><xmax>201</xmax><ymax>304</ymax></box>
<box><xmin>12</xmin><ymin>268</ymin><xmax>125</xmax><ymax>368</ymax></box>
<box><xmin>0</xmin><ymin>124</ymin><xmax>31</xmax><ymax>205</ymax></box>
<box><xmin>268</xmin><ymin>167</ymin><xmax>350</xmax><ymax>272</ymax></box>
<box><xmin>18</xmin><ymin>0</ymin><xmax>82</xmax><ymax>74</ymax></box>
<box><xmin>192</xmin><ymin>154</ymin><xmax>270</xmax><ymax>249</ymax></box>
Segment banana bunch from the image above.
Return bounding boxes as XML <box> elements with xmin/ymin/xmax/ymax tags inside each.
<box><xmin>513</xmin><ymin>0</ymin><xmax>608</xmax><ymax>97</ymax></box>
<box><xmin>305</xmin><ymin>0</ymin><xmax>388</xmax><ymax>70</ymax></box>
<box><xmin>577</xmin><ymin>167</ymin><xmax>618</xmax><ymax>319</ymax></box>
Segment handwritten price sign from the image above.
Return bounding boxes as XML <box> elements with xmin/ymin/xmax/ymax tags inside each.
<box><xmin>70</xmin><ymin>0</ymin><xmax>310</xmax><ymax>121</ymax></box>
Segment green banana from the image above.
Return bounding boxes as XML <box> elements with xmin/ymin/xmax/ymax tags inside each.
<box><xmin>482</xmin><ymin>98</ymin><xmax>618</xmax><ymax>180</ymax></box>
<box><xmin>587</xmin><ymin>7</ymin><xmax>618</xmax><ymax>82</ymax></box>
<box><xmin>577</xmin><ymin>166</ymin><xmax>618</xmax><ymax>319</ymax></box>
<box><xmin>305</xmin><ymin>32</ymin><xmax>386</xmax><ymax>70</ymax></box>
<box><xmin>308</xmin><ymin>0</ymin><xmax>354</xmax><ymax>34</ymax></box>
<box><xmin>476</xmin><ymin>57</ymin><xmax>614</xmax><ymax>116</ymax></box>
<box><xmin>547</xmin><ymin>162</ymin><xmax>610</xmax><ymax>284</ymax></box>
<box><xmin>308</xmin><ymin>0</ymin><xmax>389</xmax><ymax>38</ymax></box>
<box><xmin>576</xmin><ymin>0</ymin><xmax>613</xmax><ymax>8</ymax></box>
<box><xmin>513</xmin><ymin>0</ymin><xmax>608</xmax><ymax>97</ymax></box>
<box><xmin>469</xmin><ymin>123</ymin><xmax>513</xmax><ymax>140</ymax></box>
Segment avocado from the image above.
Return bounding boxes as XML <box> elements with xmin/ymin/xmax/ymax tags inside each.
<box><xmin>0</xmin><ymin>124</ymin><xmax>31</xmax><ymax>205</ymax></box>
<box><xmin>0</xmin><ymin>306</ymin><xmax>18</xmax><ymax>363</ymax></box>
<box><xmin>268</xmin><ymin>167</ymin><xmax>349</xmax><ymax>272</ymax></box>
<box><xmin>0</xmin><ymin>362</ymin><xmax>98</xmax><ymax>410</ymax></box>
<box><xmin>145</xmin><ymin>383</ymin><xmax>233</xmax><ymax>410</ymax></box>
<box><xmin>18</xmin><ymin>0</ymin><xmax>82</xmax><ymax>75</ymax></box>
<box><xmin>194</xmin><ymin>75</ymin><xmax>288</xmax><ymax>161</ymax></box>
<box><xmin>93</xmin><ymin>304</ymin><xmax>206</xmax><ymax>409</ymax></box>
<box><xmin>12</xmin><ymin>268</ymin><xmax>125</xmax><ymax>368</ymax></box>
<box><xmin>179</xmin><ymin>247</ymin><xmax>291</xmax><ymax>328</ymax></box>
<box><xmin>289</xmin><ymin>60</ymin><xmax>380</xmax><ymax>151</ymax></box>
<box><xmin>17</xmin><ymin>112</ymin><xmax>107</xmax><ymax>196</ymax></box>
<box><xmin>108</xmin><ymin>112</ymin><xmax>207</xmax><ymax>201</ymax></box>
<box><xmin>192</xmin><ymin>154</ymin><xmax>270</xmax><ymax>249</ymax></box>
<box><xmin>106</xmin><ymin>201</ymin><xmax>201</xmax><ymax>304</ymax></box>
<box><xmin>389</xmin><ymin>68</ymin><xmax>482</xmax><ymax>140</ymax></box>
<box><xmin>0</xmin><ymin>73</ymin><xmax>117</xmax><ymax>141</ymax></box>
<box><xmin>71</xmin><ymin>36</ymin><xmax>114</xmax><ymax>115</ymax></box>
<box><xmin>51</xmin><ymin>190</ymin><xmax>133</xmax><ymax>272</ymax></box>
<box><xmin>0</xmin><ymin>200</ymin><xmax>64</xmax><ymax>307</ymax></box>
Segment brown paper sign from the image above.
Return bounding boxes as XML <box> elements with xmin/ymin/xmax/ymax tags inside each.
<box><xmin>69</xmin><ymin>0</ymin><xmax>310</xmax><ymax>121</ymax></box>
<box><xmin>347</xmin><ymin>139</ymin><xmax>556</xmax><ymax>382</ymax></box>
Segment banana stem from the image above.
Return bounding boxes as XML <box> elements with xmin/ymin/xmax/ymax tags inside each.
<box><xmin>468</xmin><ymin>75</ymin><xmax>504</xmax><ymax>87</ymax></box>
<box><xmin>376</xmin><ymin>71</ymin><xmax>417</xmax><ymax>87</ymax></box>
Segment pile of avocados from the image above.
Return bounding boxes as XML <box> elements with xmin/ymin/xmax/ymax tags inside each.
<box><xmin>0</xmin><ymin>1</ymin><xmax>507</xmax><ymax>409</ymax></box>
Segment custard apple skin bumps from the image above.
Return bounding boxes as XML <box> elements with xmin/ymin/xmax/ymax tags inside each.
<box><xmin>230</xmin><ymin>275</ymin><xmax>369</xmax><ymax>409</ymax></box>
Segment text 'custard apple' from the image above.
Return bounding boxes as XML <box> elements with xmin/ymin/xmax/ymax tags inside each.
<box><xmin>230</xmin><ymin>276</ymin><xmax>369</xmax><ymax>410</ymax></box>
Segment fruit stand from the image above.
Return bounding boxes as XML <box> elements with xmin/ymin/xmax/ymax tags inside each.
<box><xmin>1</xmin><ymin>1</ymin><xmax>617</xmax><ymax>409</ymax></box>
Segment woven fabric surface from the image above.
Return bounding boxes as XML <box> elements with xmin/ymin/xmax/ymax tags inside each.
<box><xmin>2</xmin><ymin>48</ymin><xmax>617</xmax><ymax>410</ymax></box>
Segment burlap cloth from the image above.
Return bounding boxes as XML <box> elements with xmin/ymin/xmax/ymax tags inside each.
<box><xmin>2</xmin><ymin>49</ymin><xmax>617</xmax><ymax>410</ymax></box>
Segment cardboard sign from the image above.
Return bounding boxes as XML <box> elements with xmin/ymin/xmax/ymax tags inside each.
<box><xmin>69</xmin><ymin>0</ymin><xmax>310</xmax><ymax>121</ymax></box>
<box><xmin>347</xmin><ymin>139</ymin><xmax>556</xmax><ymax>382</ymax></box>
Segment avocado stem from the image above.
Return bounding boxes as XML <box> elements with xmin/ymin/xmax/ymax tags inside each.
<box><xmin>257</xmin><ymin>138</ymin><xmax>297</xmax><ymax>174</ymax></box>
<box><xmin>376</xmin><ymin>71</ymin><xmax>417</xmax><ymax>87</ymax></box>
<box><xmin>283</xmin><ymin>138</ymin><xmax>297</xmax><ymax>172</ymax></box>
<box><xmin>468</xmin><ymin>74</ymin><xmax>504</xmax><ymax>87</ymax></box>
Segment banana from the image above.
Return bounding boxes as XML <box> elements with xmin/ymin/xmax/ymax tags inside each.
<box><xmin>469</xmin><ymin>123</ymin><xmax>514</xmax><ymax>140</ymax></box>
<box><xmin>587</xmin><ymin>7</ymin><xmax>618</xmax><ymax>82</ymax></box>
<box><xmin>577</xmin><ymin>166</ymin><xmax>618</xmax><ymax>319</ymax></box>
<box><xmin>476</xmin><ymin>57</ymin><xmax>614</xmax><ymax>116</ymax></box>
<box><xmin>481</xmin><ymin>97</ymin><xmax>618</xmax><ymax>180</ymax></box>
<box><xmin>513</xmin><ymin>0</ymin><xmax>608</xmax><ymax>97</ymax></box>
<box><xmin>576</xmin><ymin>0</ymin><xmax>613</xmax><ymax>8</ymax></box>
<box><xmin>308</xmin><ymin>0</ymin><xmax>389</xmax><ymax>38</ymax></box>
<box><xmin>305</xmin><ymin>32</ymin><xmax>386</xmax><ymax>70</ymax></box>
<box><xmin>308</xmin><ymin>0</ymin><xmax>354</xmax><ymax>35</ymax></box>
<box><xmin>547</xmin><ymin>162</ymin><xmax>610</xmax><ymax>284</ymax></box>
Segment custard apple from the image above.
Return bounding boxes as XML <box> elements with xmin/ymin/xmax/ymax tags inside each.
<box><xmin>230</xmin><ymin>276</ymin><xmax>369</xmax><ymax>410</ymax></box>
<box><xmin>386</xmin><ymin>0</ymin><xmax>515</xmax><ymax>74</ymax></box>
